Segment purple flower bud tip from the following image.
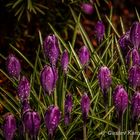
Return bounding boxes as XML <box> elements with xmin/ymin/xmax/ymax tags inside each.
<box><xmin>64</xmin><ymin>94</ymin><xmax>73</xmax><ymax>125</ymax></box>
<box><xmin>126</xmin><ymin>48</ymin><xmax>140</xmax><ymax>68</ymax></box>
<box><xmin>22</xmin><ymin>110</ymin><xmax>41</xmax><ymax>137</ymax></box>
<box><xmin>95</xmin><ymin>21</ymin><xmax>105</xmax><ymax>43</ymax></box>
<box><xmin>6</xmin><ymin>54</ymin><xmax>21</xmax><ymax>78</ymax></box>
<box><xmin>81</xmin><ymin>3</ymin><xmax>94</xmax><ymax>15</ymax></box>
<box><xmin>40</xmin><ymin>65</ymin><xmax>58</xmax><ymax>95</ymax></box>
<box><xmin>81</xmin><ymin>93</ymin><xmax>90</xmax><ymax>123</ymax></box>
<box><xmin>118</xmin><ymin>30</ymin><xmax>132</xmax><ymax>55</ymax></box>
<box><xmin>130</xmin><ymin>22</ymin><xmax>140</xmax><ymax>49</ymax></box>
<box><xmin>61</xmin><ymin>50</ymin><xmax>69</xmax><ymax>73</ymax></box>
<box><xmin>43</xmin><ymin>34</ymin><xmax>60</xmax><ymax>66</ymax></box>
<box><xmin>131</xmin><ymin>92</ymin><xmax>140</xmax><ymax>122</ymax></box>
<box><xmin>128</xmin><ymin>65</ymin><xmax>140</xmax><ymax>89</ymax></box>
<box><xmin>44</xmin><ymin>105</ymin><xmax>61</xmax><ymax>137</ymax></box>
<box><xmin>3</xmin><ymin>113</ymin><xmax>16</xmax><ymax>140</ymax></box>
<box><xmin>18</xmin><ymin>76</ymin><xmax>30</xmax><ymax>102</ymax></box>
<box><xmin>98</xmin><ymin>66</ymin><xmax>112</xmax><ymax>93</ymax></box>
<box><xmin>78</xmin><ymin>46</ymin><xmax>90</xmax><ymax>66</ymax></box>
<box><xmin>113</xmin><ymin>85</ymin><xmax>128</xmax><ymax>121</ymax></box>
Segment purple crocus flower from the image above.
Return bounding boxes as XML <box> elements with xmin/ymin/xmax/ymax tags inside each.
<box><xmin>126</xmin><ymin>48</ymin><xmax>140</xmax><ymax>68</ymax></box>
<box><xmin>17</xmin><ymin>76</ymin><xmax>30</xmax><ymax>102</ymax></box>
<box><xmin>43</xmin><ymin>34</ymin><xmax>60</xmax><ymax>66</ymax></box>
<box><xmin>40</xmin><ymin>65</ymin><xmax>58</xmax><ymax>95</ymax></box>
<box><xmin>3</xmin><ymin>113</ymin><xmax>16</xmax><ymax>140</ymax></box>
<box><xmin>81</xmin><ymin>93</ymin><xmax>90</xmax><ymax>123</ymax></box>
<box><xmin>61</xmin><ymin>50</ymin><xmax>69</xmax><ymax>74</ymax></box>
<box><xmin>118</xmin><ymin>30</ymin><xmax>132</xmax><ymax>56</ymax></box>
<box><xmin>44</xmin><ymin>105</ymin><xmax>61</xmax><ymax>138</ymax></box>
<box><xmin>113</xmin><ymin>85</ymin><xmax>128</xmax><ymax>122</ymax></box>
<box><xmin>128</xmin><ymin>65</ymin><xmax>140</xmax><ymax>89</ymax></box>
<box><xmin>131</xmin><ymin>92</ymin><xmax>140</xmax><ymax>129</ymax></box>
<box><xmin>22</xmin><ymin>110</ymin><xmax>41</xmax><ymax>139</ymax></box>
<box><xmin>130</xmin><ymin>22</ymin><xmax>140</xmax><ymax>49</ymax></box>
<box><xmin>78</xmin><ymin>46</ymin><xmax>90</xmax><ymax>66</ymax></box>
<box><xmin>81</xmin><ymin>3</ymin><xmax>94</xmax><ymax>15</ymax></box>
<box><xmin>98</xmin><ymin>66</ymin><xmax>111</xmax><ymax>108</ymax></box>
<box><xmin>98</xmin><ymin>66</ymin><xmax>112</xmax><ymax>93</ymax></box>
<box><xmin>64</xmin><ymin>94</ymin><xmax>73</xmax><ymax>125</ymax></box>
<box><xmin>95</xmin><ymin>21</ymin><xmax>105</xmax><ymax>43</ymax></box>
<box><xmin>6</xmin><ymin>54</ymin><xmax>21</xmax><ymax>78</ymax></box>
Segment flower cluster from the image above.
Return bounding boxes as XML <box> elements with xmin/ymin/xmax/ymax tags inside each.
<box><xmin>3</xmin><ymin>21</ymin><xmax>140</xmax><ymax>139</ymax></box>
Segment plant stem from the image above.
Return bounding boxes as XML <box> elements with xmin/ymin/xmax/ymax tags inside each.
<box><xmin>83</xmin><ymin>123</ymin><xmax>87</xmax><ymax>140</ymax></box>
<box><xmin>117</xmin><ymin>114</ymin><xmax>123</xmax><ymax>140</ymax></box>
<box><xmin>121</xmin><ymin>115</ymin><xmax>124</xmax><ymax>140</ymax></box>
<box><xmin>25</xmin><ymin>133</ymin><xmax>29</xmax><ymax>140</ymax></box>
<box><xmin>117</xmin><ymin>126</ymin><xmax>120</xmax><ymax>140</ymax></box>
<box><xmin>103</xmin><ymin>90</ymin><xmax>108</xmax><ymax>114</ymax></box>
<box><xmin>54</xmin><ymin>88</ymin><xmax>57</xmax><ymax>106</ymax></box>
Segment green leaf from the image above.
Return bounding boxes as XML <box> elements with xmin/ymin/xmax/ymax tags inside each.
<box><xmin>12</xmin><ymin>0</ymin><xmax>22</xmax><ymax>9</ymax></box>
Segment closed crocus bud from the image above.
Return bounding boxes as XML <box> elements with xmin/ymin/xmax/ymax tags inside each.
<box><xmin>98</xmin><ymin>66</ymin><xmax>112</xmax><ymax>93</ymax></box>
<box><xmin>3</xmin><ymin>113</ymin><xmax>16</xmax><ymax>140</ymax></box>
<box><xmin>78</xmin><ymin>46</ymin><xmax>90</xmax><ymax>66</ymax></box>
<box><xmin>6</xmin><ymin>54</ymin><xmax>21</xmax><ymax>78</ymax></box>
<box><xmin>44</xmin><ymin>105</ymin><xmax>61</xmax><ymax>138</ymax></box>
<box><xmin>118</xmin><ymin>31</ymin><xmax>132</xmax><ymax>55</ymax></box>
<box><xmin>43</xmin><ymin>34</ymin><xmax>60</xmax><ymax>66</ymax></box>
<box><xmin>126</xmin><ymin>48</ymin><xmax>140</xmax><ymax>68</ymax></box>
<box><xmin>81</xmin><ymin>3</ymin><xmax>94</xmax><ymax>15</ymax></box>
<box><xmin>22</xmin><ymin>110</ymin><xmax>41</xmax><ymax>139</ymax></box>
<box><xmin>18</xmin><ymin>76</ymin><xmax>30</xmax><ymax>102</ymax></box>
<box><xmin>40</xmin><ymin>65</ymin><xmax>58</xmax><ymax>95</ymax></box>
<box><xmin>81</xmin><ymin>93</ymin><xmax>90</xmax><ymax>123</ymax></box>
<box><xmin>64</xmin><ymin>94</ymin><xmax>73</xmax><ymax>125</ymax></box>
<box><xmin>95</xmin><ymin>21</ymin><xmax>105</xmax><ymax>43</ymax></box>
<box><xmin>98</xmin><ymin>66</ymin><xmax>111</xmax><ymax>108</ymax></box>
<box><xmin>113</xmin><ymin>85</ymin><xmax>128</xmax><ymax>122</ymax></box>
<box><xmin>130</xmin><ymin>22</ymin><xmax>140</xmax><ymax>49</ymax></box>
<box><xmin>128</xmin><ymin>65</ymin><xmax>140</xmax><ymax>89</ymax></box>
<box><xmin>61</xmin><ymin>50</ymin><xmax>69</xmax><ymax>73</ymax></box>
<box><xmin>131</xmin><ymin>92</ymin><xmax>140</xmax><ymax>129</ymax></box>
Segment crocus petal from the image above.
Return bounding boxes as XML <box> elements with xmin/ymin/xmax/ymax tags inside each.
<box><xmin>3</xmin><ymin>113</ymin><xmax>16</xmax><ymax>140</ymax></box>
<box><xmin>98</xmin><ymin>66</ymin><xmax>112</xmax><ymax>93</ymax></box>
<box><xmin>81</xmin><ymin>93</ymin><xmax>90</xmax><ymax>123</ymax></box>
<box><xmin>43</xmin><ymin>34</ymin><xmax>60</xmax><ymax>66</ymax></box>
<box><xmin>78</xmin><ymin>46</ymin><xmax>90</xmax><ymax>66</ymax></box>
<box><xmin>81</xmin><ymin>3</ymin><xmax>94</xmax><ymax>15</ymax></box>
<box><xmin>18</xmin><ymin>76</ymin><xmax>30</xmax><ymax>102</ymax></box>
<box><xmin>6</xmin><ymin>54</ymin><xmax>21</xmax><ymax>78</ymax></box>
<box><xmin>44</xmin><ymin>105</ymin><xmax>61</xmax><ymax>136</ymax></box>
<box><xmin>22</xmin><ymin>110</ymin><xmax>41</xmax><ymax>138</ymax></box>
<box><xmin>95</xmin><ymin>21</ymin><xmax>105</xmax><ymax>43</ymax></box>
<box><xmin>126</xmin><ymin>48</ymin><xmax>140</xmax><ymax>68</ymax></box>
<box><xmin>113</xmin><ymin>85</ymin><xmax>128</xmax><ymax>121</ymax></box>
<box><xmin>131</xmin><ymin>92</ymin><xmax>140</xmax><ymax>121</ymax></box>
<box><xmin>61</xmin><ymin>50</ymin><xmax>69</xmax><ymax>73</ymax></box>
<box><xmin>118</xmin><ymin>30</ymin><xmax>132</xmax><ymax>56</ymax></box>
<box><xmin>130</xmin><ymin>22</ymin><xmax>140</xmax><ymax>49</ymax></box>
<box><xmin>128</xmin><ymin>65</ymin><xmax>140</xmax><ymax>89</ymax></box>
<box><xmin>40</xmin><ymin>65</ymin><xmax>58</xmax><ymax>95</ymax></box>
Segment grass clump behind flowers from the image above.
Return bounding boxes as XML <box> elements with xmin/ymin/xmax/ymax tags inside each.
<box><xmin>1</xmin><ymin>4</ymin><xmax>140</xmax><ymax>140</ymax></box>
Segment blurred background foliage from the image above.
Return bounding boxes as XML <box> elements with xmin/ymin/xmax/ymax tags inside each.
<box><xmin>0</xmin><ymin>0</ymin><xmax>139</xmax><ymax>52</ymax></box>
